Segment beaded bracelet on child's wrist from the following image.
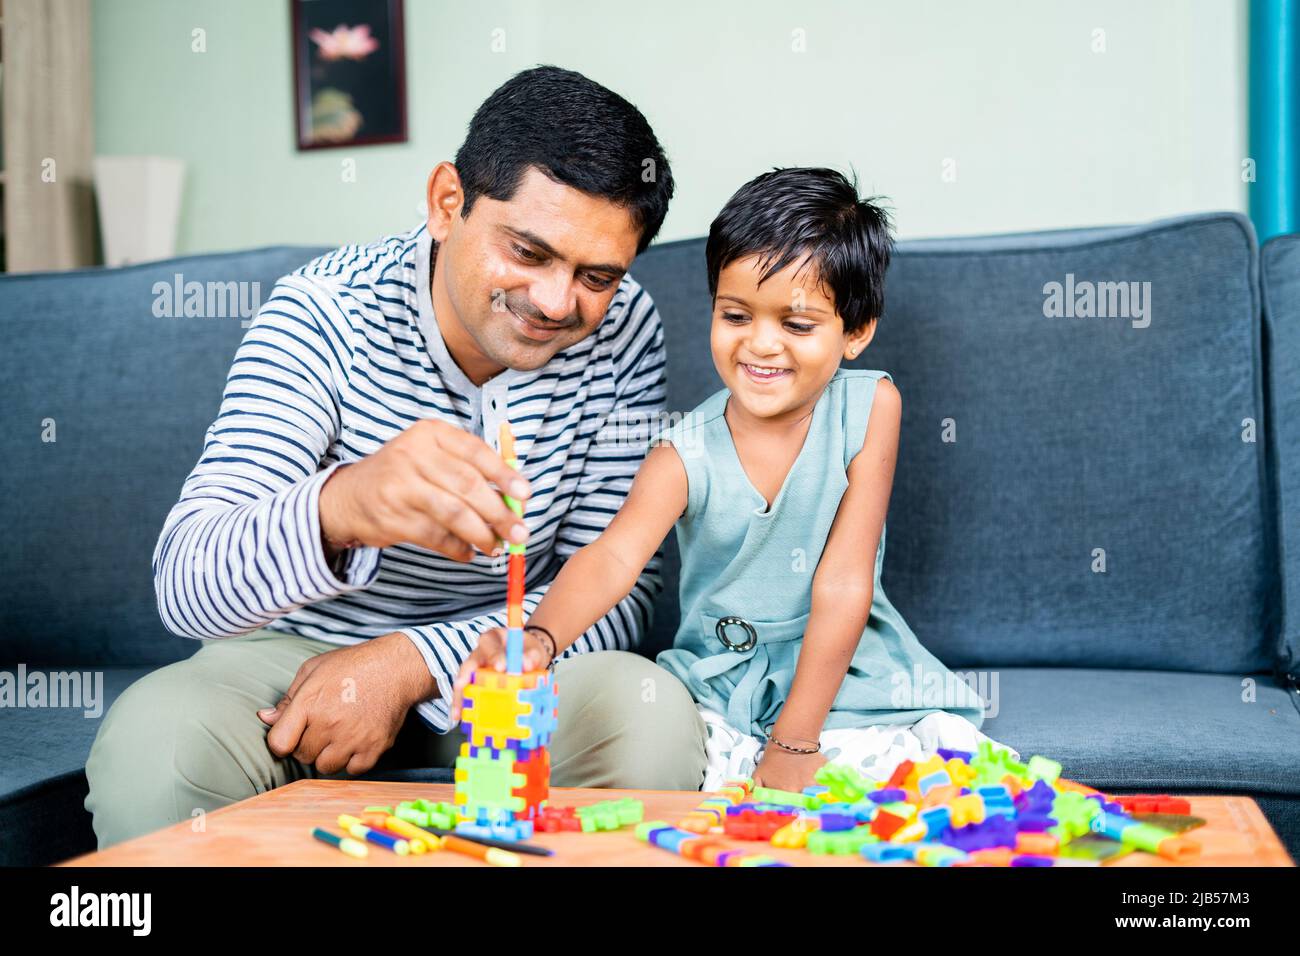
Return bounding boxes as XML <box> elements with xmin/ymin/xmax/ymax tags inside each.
<box><xmin>765</xmin><ymin>730</ymin><xmax>821</xmax><ymax>754</ymax></box>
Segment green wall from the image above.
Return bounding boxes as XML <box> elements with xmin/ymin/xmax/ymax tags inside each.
<box><xmin>93</xmin><ymin>0</ymin><xmax>1249</xmax><ymax>255</ymax></box>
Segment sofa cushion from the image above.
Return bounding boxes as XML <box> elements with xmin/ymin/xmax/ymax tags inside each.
<box><xmin>0</xmin><ymin>666</ymin><xmax>155</xmax><ymax>864</ymax></box>
<box><xmin>980</xmin><ymin>667</ymin><xmax>1300</xmax><ymax>796</ymax></box>
<box><xmin>0</xmin><ymin>667</ymin><xmax>153</xmax><ymax>798</ymax></box>
<box><xmin>1262</xmin><ymin>233</ymin><xmax>1300</xmax><ymax>678</ymax></box>
<box><xmin>634</xmin><ymin>213</ymin><xmax>1273</xmax><ymax>674</ymax></box>
<box><xmin>862</xmin><ymin>214</ymin><xmax>1270</xmax><ymax>674</ymax></box>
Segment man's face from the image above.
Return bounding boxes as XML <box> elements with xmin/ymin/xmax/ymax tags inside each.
<box><xmin>429</xmin><ymin>165</ymin><xmax>642</xmax><ymax>379</ymax></box>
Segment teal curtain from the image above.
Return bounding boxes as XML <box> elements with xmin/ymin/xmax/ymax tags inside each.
<box><xmin>1250</xmin><ymin>0</ymin><xmax>1299</xmax><ymax>241</ymax></box>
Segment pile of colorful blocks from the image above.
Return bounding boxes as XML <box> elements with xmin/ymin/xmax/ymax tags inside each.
<box><xmin>635</xmin><ymin>819</ymin><xmax>791</xmax><ymax>867</ymax></box>
<box><xmin>652</xmin><ymin>741</ymin><xmax>1202</xmax><ymax>867</ymax></box>
<box><xmin>453</xmin><ymin>668</ymin><xmax>558</xmax><ymax>841</ymax></box>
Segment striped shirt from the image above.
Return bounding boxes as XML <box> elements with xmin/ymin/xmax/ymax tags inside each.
<box><xmin>152</xmin><ymin>222</ymin><xmax>667</xmax><ymax>732</ymax></box>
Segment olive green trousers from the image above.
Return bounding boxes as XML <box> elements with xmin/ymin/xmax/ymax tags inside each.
<box><xmin>83</xmin><ymin>628</ymin><xmax>707</xmax><ymax>849</ymax></box>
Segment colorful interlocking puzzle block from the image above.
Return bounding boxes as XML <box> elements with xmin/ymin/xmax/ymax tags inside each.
<box><xmin>679</xmin><ymin>796</ymin><xmax>731</xmax><ymax>833</ymax></box>
<box><xmin>868</xmin><ymin>809</ymin><xmax>910</xmax><ymax>841</ymax></box>
<box><xmin>534</xmin><ymin>805</ymin><xmax>582</xmax><ymax>833</ymax></box>
<box><xmin>1112</xmin><ymin>794</ymin><xmax>1192</xmax><ymax>815</ymax></box>
<box><xmin>576</xmin><ymin>797</ymin><xmax>644</xmax><ymax>832</ymax></box>
<box><xmin>807</xmin><ymin>824</ymin><xmax>876</xmax><ymax>856</ymax></box>
<box><xmin>749</xmin><ymin>786</ymin><xmax>815</xmax><ymax>810</ymax></box>
<box><xmin>722</xmin><ymin>806</ymin><xmax>797</xmax><ymax>841</ymax></box>
<box><xmin>456</xmin><ymin>807</ymin><xmax>535</xmax><ymax>842</ymax></box>
<box><xmin>394</xmin><ymin>799</ymin><xmax>458</xmax><ymax>830</ymax></box>
<box><xmin>816</xmin><ymin>764</ymin><xmax>874</xmax><ymax>803</ymax></box>
<box><xmin>513</xmin><ymin>746</ymin><xmax>550</xmax><ymax>819</ymax></box>
<box><xmin>770</xmin><ymin>816</ymin><xmax>819</xmax><ymax>848</ymax></box>
<box><xmin>454</xmin><ymin>743</ymin><xmax>526</xmax><ymax>820</ymax></box>
<box><xmin>454</xmin><ymin>665</ymin><xmax>557</xmax><ymax>837</ymax></box>
<box><xmin>635</xmin><ymin>820</ymin><xmax>789</xmax><ymax>866</ymax></box>
<box><xmin>518</xmin><ymin>678</ymin><xmax>559</xmax><ymax>749</ymax></box>
<box><xmin>461</xmin><ymin>670</ymin><xmax>554</xmax><ymax>751</ymax></box>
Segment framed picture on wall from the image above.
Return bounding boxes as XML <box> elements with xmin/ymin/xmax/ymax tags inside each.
<box><xmin>291</xmin><ymin>0</ymin><xmax>408</xmax><ymax>150</ymax></box>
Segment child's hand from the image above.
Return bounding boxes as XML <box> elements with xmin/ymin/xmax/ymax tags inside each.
<box><xmin>448</xmin><ymin>626</ymin><xmax>554</xmax><ymax>724</ymax></box>
<box><xmin>753</xmin><ymin>745</ymin><xmax>827</xmax><ymax>792</ymax></box>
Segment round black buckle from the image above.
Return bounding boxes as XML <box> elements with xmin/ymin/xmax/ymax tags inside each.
<box><xmin>715</xmin><ymin>616</ymin><xmax>757</xmax><ymax>652</ymax></box>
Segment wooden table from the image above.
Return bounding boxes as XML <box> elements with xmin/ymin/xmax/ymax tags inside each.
<box><xmin>59</xmin><ymin>781</ymin><xmax>1295</xmax><ymax>867</ymax></box>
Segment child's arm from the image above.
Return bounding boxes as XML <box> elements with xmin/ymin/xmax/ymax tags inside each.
<box><xmin>448</xmin><ymin>441</ymin><xmax>687</xmax><ymax>716</ymax></box>
<box><xmin>526</xmin><ymin>441</ymin><xmax>686</xmax><ymax>649</ymax></box>
<box><xmin>765</xmin><ymin>378</ymin><xmax>903</xmax><ymax>760</ymax></box>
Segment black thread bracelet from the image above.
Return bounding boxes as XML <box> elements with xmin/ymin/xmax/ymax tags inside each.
<box><xmin>523</xmin><ymin>625</ymin><xmax>557</xmax><ymax>667</ymax></box>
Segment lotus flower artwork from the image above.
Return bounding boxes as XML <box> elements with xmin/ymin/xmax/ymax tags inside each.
<box><xmin>307</xmin><ymin>23</ymin><xmax>375</xmax><ymax>143</ymax></box>
<box><xmin>309</xmin><ymin>23</ymin><xmax>381</xmax><ymax>62</ymax></box>
<box><xmin>293</xmin><ymin>2</ymin><xmax>406</xmax><ymax>150</ymax></box>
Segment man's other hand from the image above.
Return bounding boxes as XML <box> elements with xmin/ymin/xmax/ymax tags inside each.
<box><xmin>257</xmin><ymin>632</ymin><xmax>438</xmax><ymax>775</ymax></box>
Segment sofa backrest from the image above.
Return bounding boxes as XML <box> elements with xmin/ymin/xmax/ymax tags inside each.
<box><xmin>634</xmin><ymin>213</ymin><xmax>1278</xmax><ymax>674</ymax></box>
<box><xmin>1261</xmin><ymin>232</ymin><xmax>1300</xmax><ymax>680</ymax></box>
<box><xmin>1</xmin><ymin>247</ymin><xmax>329</xmax><ymax>666</ymax></box>
<box><xmin>0</xmin><ymin>213</ymin><xmax>1282</xmax><ymax>676</ymax></box>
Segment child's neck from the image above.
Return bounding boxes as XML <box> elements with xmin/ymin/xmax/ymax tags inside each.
<box><xmin>724</xmin><ymin>393</ymin><xmax>820</xmax><ymax>442</ymax></box>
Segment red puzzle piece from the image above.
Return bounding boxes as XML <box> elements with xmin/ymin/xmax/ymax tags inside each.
<box><xmin>1113</xmin><ymin>794</ymin><xmax>1192</xmax><ymax>815</ymax></box>
<box><xmin>535</xmin><ymin>804</ymin><xmax>582</xmax><ymax>833</ymax></box>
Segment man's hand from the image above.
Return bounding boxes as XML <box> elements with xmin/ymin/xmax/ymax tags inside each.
<box><xmin>257</xmin><ymin>632</ymin><xmax>437</xmax><ymax>775</ymax></box>
<box><xmin>319</xmin><ymin>418</ymin><xmax>532</xmax><ymax>563</ymax></box>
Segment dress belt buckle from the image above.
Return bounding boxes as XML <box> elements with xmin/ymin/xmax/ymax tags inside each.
<box><xmin>716</xmin><ymin>616</ymin><xmax>757</xmax><ymax>652</ymax></box>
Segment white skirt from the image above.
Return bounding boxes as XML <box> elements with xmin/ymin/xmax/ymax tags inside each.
<box><xmin>699</xmin><ymin>705</ymin><xmax>1022</xmax><ymax>794</ymax></box>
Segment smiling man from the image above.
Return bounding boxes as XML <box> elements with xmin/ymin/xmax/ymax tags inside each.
<box><xmin>83</xmin><ymin>66</ymin><xmax>710</xmax><ymax>848</ymax></box>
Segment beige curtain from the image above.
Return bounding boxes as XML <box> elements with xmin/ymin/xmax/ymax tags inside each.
<box><xmin>3</xmin><ymin>0</ymin><xmax>95</xmax><ymax>272</ymax></box>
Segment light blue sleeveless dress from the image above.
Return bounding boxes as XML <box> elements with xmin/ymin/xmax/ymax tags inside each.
<box><xmin>652</xmin><ymin>368</ymin><xmax>988</xmax><ymax>741</ymax></box>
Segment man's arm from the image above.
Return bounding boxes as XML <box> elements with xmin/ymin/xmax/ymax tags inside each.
<box><xmin>400</xmin><ymin>282</ymin><xmax>669</xmax><ymax>731</ymax></box>
<box><xmin>152</xmin><ymin>274</ymin><xmax>382</xmax><ymax>639</ymax></box>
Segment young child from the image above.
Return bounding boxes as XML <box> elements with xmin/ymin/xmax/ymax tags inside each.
<box><xmin>451</xmin><ymin>166</ymin><xmax>1019</xmax><ymax>793</ymax></box>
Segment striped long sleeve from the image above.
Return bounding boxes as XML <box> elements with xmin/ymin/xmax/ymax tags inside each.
<box><xmin>401</xmin><ymin>294</ymin><xmax>669</xmax><ymax>732</ymax></box>
<box><xmin>152</xmin><ymin>223</ymin><xmax>671</xmax><ymax>736</ymax></box>
<box><xmin>151</xmin><ymin>273</ymin><xmax>381</xmax><ymax>638</ymax></box>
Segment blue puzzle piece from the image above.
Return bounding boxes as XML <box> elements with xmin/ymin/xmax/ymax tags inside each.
<box><xmin>456</xmin><ymin>817</ymin><xmax>535</xmax><ymax>841</ymax></box>
<box><xmin>519</xmin><ymin>679</ymin><xmax>558</xmax><ymax>747</ymax></box>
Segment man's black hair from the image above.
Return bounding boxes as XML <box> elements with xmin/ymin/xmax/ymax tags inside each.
<box><xmin>454</xmin><ymin>65</ymin><xmax>674</xmax><ymax>254</ymax></box>
<box><xmin>705</xmin><ymin>167</ymin><xmax>894</xmax><ymax>334</ymax></box>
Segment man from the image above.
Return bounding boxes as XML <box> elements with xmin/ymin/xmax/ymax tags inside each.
<box><xmin>84</xmin><ymin>66</ymin><xmax>708</xmax><ymax>848</ymax></box>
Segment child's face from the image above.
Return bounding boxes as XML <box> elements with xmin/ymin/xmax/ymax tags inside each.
<box><xmin>711</xmin><ymin>254</ymin><xmax>876</xmax><ymax>420</ymax></box>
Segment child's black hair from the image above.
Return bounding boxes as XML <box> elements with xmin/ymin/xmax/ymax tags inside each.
<box><xmin>454</xmin><ymin>65</ymin><xmax>675</xmax><ymax>254</ymax></box>
<box><xmin>705</xmin><ymin>167</ymin><xmax>894</xmax><ymax>335</ymax></box>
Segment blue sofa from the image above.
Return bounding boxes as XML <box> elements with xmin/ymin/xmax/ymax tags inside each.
<box><xmin>2</xmin><ymin>212</ymin><xmax>1296</xmax><ymax>866</ymax></box>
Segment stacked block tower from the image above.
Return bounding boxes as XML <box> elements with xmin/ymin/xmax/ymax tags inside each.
<box><xmin>453</xmin><ymin>422</ymin><xmax>558</xmax><ymax>841</ymax></box>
